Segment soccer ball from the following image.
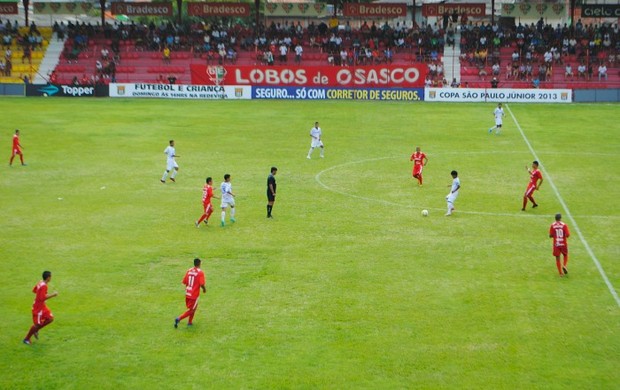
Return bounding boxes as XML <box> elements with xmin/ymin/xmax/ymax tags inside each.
<box><xmin>422</xmin><ymin>209</ymin><xmax>429</xmax><ymax>217</ymax></box>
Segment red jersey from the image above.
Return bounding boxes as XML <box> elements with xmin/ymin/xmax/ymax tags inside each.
<box><xmin>32</xmin><ymin>280</ymin><xmax>49</xmax><ymax>313</ymax></box>
<box><xmin>202</xmin><ymin>184</ymin><xmax>214</xmax><ymax>205</ymax></box>
<box><xmin>550</xmin><ymin>221</ymin><xmax>570</xmax><ymax>247</ymax></box>
<box><xmin>528</xmin><ymin>169</ymin><xmax>543</xmax><ymax>187</ymax></box>
<box><xmin>182</xmin><ymin>267</ymin><xmax>205</xmax><ymax>300</ymax></box>
<box><xmin>12</xmin><ymin>134</ymin><xmax>20</xmax><ymax>151</ymax></box>
<box><xmin>410</xmin><ymin>152</ymin><xmax>427</xmax><ymax>166</ymax></box>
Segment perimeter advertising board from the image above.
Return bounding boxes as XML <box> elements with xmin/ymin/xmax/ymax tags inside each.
<box><xmin>109</xmin><ymin>83</ymin><xmax>251</xmax><ymax>99</ymax></box>
<box><xmin>422</xmin><ymin>3</ymin><xmax>486</xmax><ymax>17</ymax></box>
<box><xmin>425</xmin><ymin>88</ymin><xmax>572</xmax><ymax>103</ymax></box>
<box><xmin>26</xmin><ymin>84</ymin><xmax>108</xmax><ymax>97</ymax></box>
<box><xmin>253</xmin><ymin>86</ymin><xmax>423</xmax><ymax>101</ymax></box>
<box><xmin>187</xmin><ymin>2</ymin><xmax>250</xmax><ymax>17</ymax></box>
<box><xmin>343</xmin><ymin>3</ymin><xmax>407</xmax><ymax>18</ymax></box>
<box><xmin>0</xmin><ymin>2</ymin><xmax>18</xmax><ymax>14</ymax></box>
<box><xmin>33</xmin><ymin>2</ymin><xmax>93</xmax><ymax>14</ymax></box>
<box><xmin>190</xmin><ymin>65</ymin><xmax>427</xmax><ymax>89</ymax></box>
<box><xmin>581</xmin><ymin>4</ymin><xmax>620</xmax><ymax>18</ymax></box>
<box><xmin>110</xmin><ymin>2</ymin><xmax>173</xmax><ymax>16</ymax></box>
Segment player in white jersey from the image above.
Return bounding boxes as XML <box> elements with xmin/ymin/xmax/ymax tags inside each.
<box><xmin>220</xmin><ymin>174</ymin><xmax>236</xmax><ymax>226</ymax></box>
<box><xmin>307</xmin><ymin>121</ymin><xmax>324</xmax><ymax>159</ymax></box>
<box><xmin>446</xmin><ymin>170</ymin><xmax>460</xmax><ymax>216</ymax></box>
<box><xmin>488</xmin><ymin>103</ymin><xmax>505</xmax><ymax>135</ymax></box>
<box><xmin>161</xmin><ymin>140</ymin><xmax>179</xmax><ymax>183</ymax></box>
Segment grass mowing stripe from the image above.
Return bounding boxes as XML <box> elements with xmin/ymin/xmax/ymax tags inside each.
<box><xmin>507</xmin><ymin>104</ymin><xmax>620</xmax><ymax>308</ymax></box>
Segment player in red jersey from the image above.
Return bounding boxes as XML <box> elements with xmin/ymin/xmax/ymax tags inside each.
<box><xmin>550</xmin><ymin>213</ymin><xmax>570</xmax><ymax>276</ymax></box>
<box><xmin>9</xmin><ymin>129</ymin><xmax>26</xmax><ymax>166</ymax></box>
<box><xmin>23</xmin><ymin>271</ymin><xmax>58</xmax><ymax>345</ymax></box>
<box><xmin>174</xmin><ymin>258</ymin><xmax>206</xmax><ymax>328</ymax></box>
<box><xmin>522</xmin><ymin>160</ymin><xmax>543</xmax><ymax>211</ymax></box>
<box><xmin>195</xmin><ymin>177</ymin><xmax>219</xmax><ymax>227</ymax></box>
<box><xmin>410</xmin><ymin>146</ymin><xmax>428</xmax><ymax>186</ymax></box>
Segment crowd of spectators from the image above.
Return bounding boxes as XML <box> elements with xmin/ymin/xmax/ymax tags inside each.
<box><xmin>51</xmin><ymin>17</ymin><xmax>449</xmax><ymax>69</ymax></box>
<box><xmin>0</xmin><ymin>19</ymin><xmax>47</xmax><ymax>77</ymax></box>
<box><xmin>459</xmin><ymin>17</ymin><xmax>619</xmax><ymax>84</ymax></box>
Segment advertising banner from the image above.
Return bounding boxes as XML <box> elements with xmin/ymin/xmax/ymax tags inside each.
<box><xmin>33</xmin><ymin>2</ymin><xmax>94</xmax><ymax>14</ymax></box>
<box><xmin>581</xmin><ymin>4</ymin><xmax>620</xmax><ymax>18</ymax></box>
<box><xmin>253</xmin><ymin>86</ymin><xmax>423</xmax><ymax>101</ymax></box>
<box><xmin>0</xmin><ymin>2</ymin><xmax>18</xmax><ymax>15</ymax></box>
<box><xmin>187</xmin><ymin>2</ymin><xmax>250</xmax><ymax>17</ymax></box>
<box><xmin>501</xmin><ymin>3</ymin><xmax>566</xmax><ymax>19</ymax></box>
<box><xmin>264</xmin><ymin>2</ymin><xmax>328</xmax><ymax>18</ymax></box>
<box><xmin>343</xmin><ymin>3</ymin><xmax>407</xmax><ymax>18</ymax></box>
<box><xmin>190</xmin><ymin>65</ymin><xmax>427</xmax><ymax>88</ymax></box>
<box><xmin>109</xmin><ymin>83</ymin><xmax>251</xmax><ymax>99</ymax></box>
<box><xmin>26</xmin><ymin>84</ymin><xmax>108</xmax><ymax>97</ymax></box>
<box><xmin>424</xmin><ymin>88</ymin><xmax>572</xmax><ymax>103</ymax></box>
<box><xmin>422</xmin><ymin>3</ymin><xmax>486</xmax><ymax>17</ymax></box>
<box><xmin>110</xmin><ymin>2</ymin><xmax>173</xmax><ymax>16</ymax></box>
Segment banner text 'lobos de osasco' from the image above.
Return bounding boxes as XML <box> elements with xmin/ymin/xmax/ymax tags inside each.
<box><xmin>190</xmin><ymin>65</ymin><xmax>428</xmax><ymax>88</ymax></box>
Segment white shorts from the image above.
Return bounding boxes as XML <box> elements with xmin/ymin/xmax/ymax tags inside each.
<box><xmin>166</xmin><ymin>159</ymin><xmax>178</xmax><ymax>171</ymax></box>
<box><xmin>221</xmin><ymin>197</ymin><xmax>235</xmax><ymax>208</ymax></box>
<box><xmin>495</xmin><ymin>119</ymin><xmax>503</xmax><ymax>127</ymax></box>
<box><xmin>446</xmin><ymin>192</ymin><xmax>459</xmax><ymax>204</ymax></box>
<box><xmin>311</xmin><ymin>139</ymin><xmax>324</xmax><ymax>148</ymax></box>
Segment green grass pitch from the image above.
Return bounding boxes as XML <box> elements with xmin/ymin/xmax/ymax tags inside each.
<box><xmin>0</xmin><ymin>98</ymin><xmax>618</xmax><ymax>389</ymax></box>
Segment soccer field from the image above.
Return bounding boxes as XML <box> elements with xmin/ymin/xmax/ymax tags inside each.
<box><xmin>0</xmin><ymin>98</ymin><xmax>618</xmax><ymax>389</ymax></box>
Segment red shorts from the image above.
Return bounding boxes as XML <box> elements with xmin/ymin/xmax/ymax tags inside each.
<box><xmin>553</xmin><ymin>245</ymin><xmax>568</xmax><ymax>257</ymax></box>
<box><xmin>185</xmin><ymin>297</ymin><xmax>199</xmax><ymax>311</ymax></box>
<box><xmin>203</xmin><ymin>202</ymin><xmax>213</xmax><ymax>215</ymax></box>
<box><xmin>524</xmin><ymin>184</ymin><xmax>536</xmax><ymax>197</ymax></box>
<box><xmin>12</xmin><ymin>148</ymin><xmax>22</xmax><ymax>156</ymax></box>
<box><xmin>32</xmin><ymin>307</ymin><xmax>53</xmax><ymax>325</ymax></box>
<box><xmin>413</xmin><ymin>165</ymin><xmax>423</xmax><ymax>176</ymax></box>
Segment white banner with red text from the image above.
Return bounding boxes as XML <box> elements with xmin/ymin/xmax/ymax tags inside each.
<box><xmin>109</xmin><ymin>83</ymin><xmax>251</xmax><ymax>99</ymax></box>
<box><xmin>190</xmin><ymin>65</ymin><xmax>428</xmax><ymax>88</ymax></box>
<box><xmin>425</xmin><ymin>88</ymin><xmax>572</xmax><ymax>103</ymax></box>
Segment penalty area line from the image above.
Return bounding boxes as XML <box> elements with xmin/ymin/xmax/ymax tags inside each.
<box><xmin>507</xmin><ymin>104</ymin><xmax>620</xmax><ymax>308</ymax></box>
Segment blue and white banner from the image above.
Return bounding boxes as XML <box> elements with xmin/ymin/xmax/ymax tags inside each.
<box><xmin>252</xmin><ymin>87</ymin><xmax>424</xmax><ymax>101</ymax></box>
<box><xmin>425</xmin><ymin>88</ymin><xmax>572</xmax><ymax>103</ymax></box>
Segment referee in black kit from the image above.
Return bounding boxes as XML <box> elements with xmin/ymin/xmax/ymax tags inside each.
<box><xmin>267</xmin><ymin>167</ymin><xmax>277</xmax><ymax>218</ymax></box>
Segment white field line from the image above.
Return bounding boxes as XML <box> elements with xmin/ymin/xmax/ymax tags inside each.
<box><xmin>506</xmin><ymin>104</ymin><xmax>620</xmax><ymax>308</ymax></box>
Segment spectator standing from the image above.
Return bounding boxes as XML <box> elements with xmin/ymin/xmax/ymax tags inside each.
<box><xmin>294</xmin><ymin>43</ymin><xmax>303</xmax><ymax>64</ymax></box>
<box><xmin>598</xmin><ymin>63</ymin><xmax>608</xmax><ymax>81</ymax></box>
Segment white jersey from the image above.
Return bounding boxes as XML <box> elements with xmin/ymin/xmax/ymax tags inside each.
<box><xmin>494</xmin><ymin>107</ymin><xmax>504</xmax><ymax>126</ymax></box>
<box><xmin>310</xmin><ymin>126</ymin><xmax>322</xmax><ymax>140</ymax></box>
<box><xmin>450</xmin><ymin>177</ymin><xmax>461</xmax><ymax>194</ymax></box>
<box><xmin>164</xmin><ymin>146</ymin><xmax>176</xmax><ymax>161</ymax></box>
<box><xmin>310</xmin><ymin>126</ymin><xmax>323</xmax><ymax>148</ymax></box>
<box><xmin>447</xmin><ymin>177</ymin><xmax>460</xmax><ymax>203</ymax></box>
<box><xmin>164</xmin><ymin>145</ymin><xmax>178</xmax><ymax>170</ymax></box>
<box><xmin>221</xmin><ymin>181</ymin><xmax>234</xmax><ymax>205</ymax></box>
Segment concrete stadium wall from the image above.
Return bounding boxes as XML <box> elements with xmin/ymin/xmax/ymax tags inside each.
<box><xmin>0</xmin><ymin>84</ymin><xmax>25</xmax><ymax>96</ymax></box>
<box><xmin>574</xmin><ymin>89</ymin><xmax>620</xmax><ymax>103</ymax></box>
